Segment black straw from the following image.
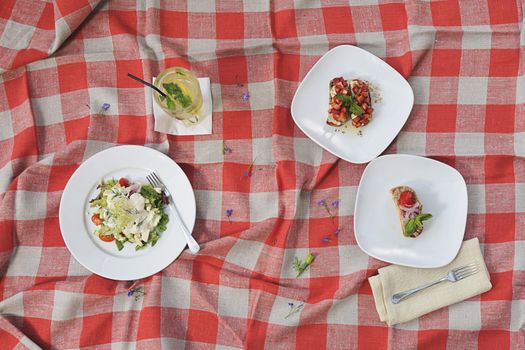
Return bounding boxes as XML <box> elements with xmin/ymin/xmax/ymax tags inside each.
<box><xmin>127</xmin><ymin>73</ymin><xmax>167</xmax><ymax>98</ymax></box>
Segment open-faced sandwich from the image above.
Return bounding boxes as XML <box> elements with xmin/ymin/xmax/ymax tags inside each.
<box><xmin>327</xmin><ymin>77</ymin><xmax>374</xmax><ymax>128</ymax></box>
<box><xmin>390</xmin><ymin>186</ymin><xmax>432</xmax><ymax>238</ymax></box>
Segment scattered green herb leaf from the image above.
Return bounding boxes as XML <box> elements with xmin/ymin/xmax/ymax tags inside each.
<box><xmin>293</xmin><ymin>253</ymin><xmax>315</xmax><ymax>277</ymax></box>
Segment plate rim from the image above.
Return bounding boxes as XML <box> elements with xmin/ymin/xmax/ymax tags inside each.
<box><xmin>290</xmin><ymin>44</ymin><xmax>415</xmax><ymax>164</ymax></box>
<box><xmin>59</xmin><ymin>145</ymin><xmax>196</xmax><ymax>280</ymax></box>
<box><xmin>353</xmin><ymin>154</ymin><xmax>468</xmax><ymax>268</ymax></box>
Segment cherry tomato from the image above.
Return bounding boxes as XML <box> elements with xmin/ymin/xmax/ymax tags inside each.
<box><xmin>98</xmin><ymin>234</ymin><xmax>115</xmax><ymax>242</ymax></box>
<box><xmin>91</xmin><ymin>214</ymin><xmax>102</xmax><ymax>225</ymax></box>
<box><xmin>118</xmin><ymin>177</ymin><xmax>129</xmax><ymax>187</ymax></box>
<box><xmin>398</xmin><ymin>191</ymin><xmax>416</xmax><ymax>207</ymax></box>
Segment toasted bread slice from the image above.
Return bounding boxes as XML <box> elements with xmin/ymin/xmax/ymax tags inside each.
<box><xmin>390</xmin><ymin>186</ymin><xmax>423</xmax><ymax>238</ymax></box>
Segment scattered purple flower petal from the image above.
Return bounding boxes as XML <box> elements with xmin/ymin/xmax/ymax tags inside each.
<box><xmin>127</xmin><ymin>290</ymin><xmax>134</xmax><ymax>297</ymax></box>
<box><xmin>102</xmin><ymin>103</ymin><xmax>111</xmax><ymax>111</ymax></box>
<box><xmin>322</xmin><ymin>236</ymin><xmax>331</xmax><ymax>243</ymax></box>
<box><xmin>285</xmin><ymin>301</ymin><xmax>304</xmax><ymax>319</ymax></box>
<box><xmin>334</xmin><ymin>228</ymin><xmax>342</xmax><ymax>236</ymax></box>
<box><xmin>226</xmin><ymin>209</ymin><xmax>233</xmax><ymax>223</ymax></box>
<box><xmin>241</xmin><ymin>92</ymin><xmax>250</xmax><ymax>101</ymax></box>
<box><xmin>331</xmin><ymin>200</ymin><xmax>339</xmax><ymax>209</ymax></box>
<box><xmin>317</xmin><ymin>200</ymin><xmax>326</xmax><ymax>206</ymax></box>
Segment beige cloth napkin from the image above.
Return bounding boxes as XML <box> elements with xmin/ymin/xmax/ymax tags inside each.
<box><xmin>152</xmin><ymin>77</ymin><xmax>213</xmax><ymax>135</ymax></box>
<box><xmin>368</xmin><ymin>238</ymin><xmax>492</xmax><ymax>326</ymax></box>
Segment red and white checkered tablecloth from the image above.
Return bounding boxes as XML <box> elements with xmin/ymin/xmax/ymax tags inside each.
<box><xmin>0</xmin><ymin>0</ymin><xmax>523</xmax><ymax>349</ymax></box>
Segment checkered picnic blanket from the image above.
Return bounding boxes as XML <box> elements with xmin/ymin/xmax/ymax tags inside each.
<box><xmin>0</xmin><ymin>0</ymin><xmax>524</xmax><ymax>349</ymax></box>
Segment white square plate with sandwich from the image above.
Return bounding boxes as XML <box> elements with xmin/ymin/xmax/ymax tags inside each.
<box><xmin>354</xmin><ymin>154</ymin><xmax>468</xmax><ymax>268</ymax></box>
<box><xmin>291</xmin><ymin>45</ymin><xmax>414</xmax><ymax>164</ymax></box>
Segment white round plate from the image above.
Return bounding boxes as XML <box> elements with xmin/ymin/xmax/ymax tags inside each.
<box><xmin>59</xmin><ymin>145</ymin><xmax>196</xmax><ymax>280</ymax></box>
<box><xmin>291</xmin><ymin>45</ymin><xmax>414</xmax><ymax>164</ymax></box>
<box><xmin>354</xmin><ymin>154</ymin><xmax>468</xmax><ymax>268</ymax></box>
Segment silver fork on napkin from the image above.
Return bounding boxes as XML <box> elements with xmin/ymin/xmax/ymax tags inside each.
<box><xmin>147</xmin><ymin>172</ymin><xmax>200</xmax><ymax>254</ymax></box>
<box><xmin>391</xmin><ymin>264</ymin><xmax>478</xmax><ymax>304</ymax></box>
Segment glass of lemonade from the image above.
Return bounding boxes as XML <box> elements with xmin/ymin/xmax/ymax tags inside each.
<box><xmin>153</xmin><ymin>67</ymin><xmax>203</xmax><ymax>122</ymax></box>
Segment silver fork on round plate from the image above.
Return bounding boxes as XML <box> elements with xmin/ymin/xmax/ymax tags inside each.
<box><xmin>147</xmin><ymin>172</ymin><xmax>200</xmax><ymax>254</ymax></box>
<box><xmin>391</xmin><ymin>263</ymin><xmax>478</xmax><ymax>304</ymax></box>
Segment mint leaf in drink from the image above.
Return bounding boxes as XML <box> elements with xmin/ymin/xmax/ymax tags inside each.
<box><xmin>166</xmin><ymin>97</ymin><xmax>176</xmax><ymax>110</ymax></box>
<box><xmin>163</xmin><ymin>82</ymin><xmax>192</xmax><ymax>108</ymax></box>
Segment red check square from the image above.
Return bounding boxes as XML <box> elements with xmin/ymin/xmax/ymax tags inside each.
<box><xmin>418</xmin><ymin>329</ymin><xmax>448</xmax><ymax>349</ymax></box>
<box><xmin>431</xmin><ymin>0</ymin><xmax>461</xmax><ymax>26</ymax></box>
<box><xmin>322</xmin><ymin>7</ymin><xmax>354</xmax><ymax>34</ymax></box>
<box><xmin>137</xmin><ymin>307</ymin><xmax>161</xmax><ymax>340</ymax></box>
<box><xmin>117</xmin><ymin>115</ymin><xmax>147</xmax><ymax>144</ymax></box>
<box><xmin>484</xmin><ymin>156</ymin><xmax>514</xmax><ymax>184</ymax></box>
<box><xmin>216</xmin><ymin>13</ymin><xmax>244</xmax><ymax>39</ymax></box>
<box><xmin>487</xmin><ymin>0</ymin><xmax>519</xmax><ymax>25</ymax></box>
<box><xmin>80</xmin><ymin>314</ymin><xmax>113</xmax><ymax>347</ymax></box>
<box><xmin>36</xmin><ymin>2</ymin><xmax>55</xmax><ymax>30</ymax></box>
<box><xmin>222</xmin><ymin>111</ymin><xmax>252</xmax><ymax>140</ymax></box>
<box><xmin>358</xmin><ymin>326</ymin><xmax>388</xmax><ymax>349</ymax></box>
<box><xmin>427</xmin><ymin>105</ymin><xmax>457</xmax><ymax>132</ymax></box>
<box><xmin>379</xmin><ymin>3</ymin><xmax>407</xmax><ymax>31</ymax></box>
<box><xmin>271</xmin><ymin>10</ymin><xmax>297</xmax><ymax>38</ymax></box>
<box><xmin>192</xmin><ymin>256</ymin><xmax>223</xmax><ymax>285</ymax></box>
<box><xmin>58</xmin><ymin>62</ymin><xmax>88</xmax><ymax>93</ymax></box>
<box><xmin>186</xmin><ymin>310</ymin><xmax>218</xmax><ymax>344</ymax></box>
<box><xmin>431</xmin><ymin>49</ymin><xmax>461</xmax><ymax>76</ymax></box>
<box><xmin>485</xmin><ymin>213</ymin><xmax>515</xmax><ymax>243</ymax></box>
<box><xmin>109</xmin><ymin>10</ymin><xmax>138</xmax><ymax>35</ymax></box>
<box><xmin>274</xmin><ymin>54</ymin><xmax>300</xmax><ymax>82</ymax></box>
<box><xmin>160</xmin><ymin>11</ymin><xmax>188</xmax><ymax>38</ymax></box>
<box><xmin>482</xmin><ymin>271</ymin><xmax>513</xmax><ymax>301</ymax></box>
<box><xmin>485</xmin><ymin>105</ymin><xmax>515</xmax><ymax>133</ymax></box>
<box><xmin>218</xmin><ymin>56</ymin><xmax>248</xmax><ymax>85</ymax></box>
<box><xmin>24</xmin><ymin>317</ymin><xmax>51</xmax><ymax>348</ymax></box>
<box><xmin>297</xmin><ymin>324</ymin><xmax>328</xmax><ymax>349</ymax></box>
<box><xmin>63</xmin><ymin>116</ymin><xmax>89</xmax><ymax>144</ymax></box>
<box><xmin>489</xmin><ymin>49</ymin><xmax>520</xmax><ymax>77</ymax></box>
<box><xmin>478</xmin><ymin>330</ymin><xmax>510</xmax><ymax>350</ymax></box>
<box><xmin>12</xmin><ymin>127</ymin><xmax>38</xmax><ymax>159</ymax></box>
<box><xmin>43</xmin><ymin>218</ymin><xmax>65</xmax><ymax>247</ymax></box>
<box><xmin>47</xmin><ymin>164</ymin><xmax>78</xmax><ymax>192</ymax></box>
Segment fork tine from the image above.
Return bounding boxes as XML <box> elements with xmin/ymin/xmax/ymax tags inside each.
<box><xmin>146</xmin><ymin>174</ymin><xmax>157</xmax><ymax>187</ymax></box>
<box><xmin>456</xmin><ymin>267</ymin><xmax>478</xmax><ymax>280</ymax></box>
<box><xmin>456</xmin><ymin>266</ymin><xmax>478</xmax><ymax>279</ymax></box>
<box><xmin>152</xmin><ymin>172</ymin><xmax>163</xmax><ymax>187</ymax></box>
<box><xmin>453</xmin><ymin>263</ymin><xmax>476</xmax><ymax>274</ymax></box>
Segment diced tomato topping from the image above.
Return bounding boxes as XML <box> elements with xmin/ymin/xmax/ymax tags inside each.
<box><xmin>398</xmin><ymin>191</ymin><xmax>416</xmax><ymax>207</ymax></box>
<box><xmin>91</xmin><ymin>214</ymin><xmax>102</xmax><ymax>225</ymax></box>
<box><xmin>118</xmin><ymin>177</ymin><xmax>129</xmax><ymax>187</ymax></box>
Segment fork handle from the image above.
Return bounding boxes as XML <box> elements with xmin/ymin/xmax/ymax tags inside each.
<box><xmin>391</xmin><ymin>276</ymin><xmax>448</xmax><ymax>304</ymax></box>
<box><xmin>168</xmin><ymin>203</ymin><xmax>200</xmax><ymax>254</ymax></box>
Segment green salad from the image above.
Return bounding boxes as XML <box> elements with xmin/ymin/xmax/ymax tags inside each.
<box><xmin>89</xmin><ymin>177</ymin><xmax>169</xmax><ymax>251</ymax></box>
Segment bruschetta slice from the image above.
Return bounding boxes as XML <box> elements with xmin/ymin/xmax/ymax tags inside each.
<box><xmin>390</xmin><ymin>186</ymin><xmax>432</xmax><ymax>238</ymax></box>
<box><xmin>326</xmin><ymin>77</ymin><xmax>374</xmax><ymax>128</ymax></box>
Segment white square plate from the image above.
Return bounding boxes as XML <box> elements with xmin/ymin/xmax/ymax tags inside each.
<box><xmin>354</xmin><ymin>154</ymin><xmax>468</xmax><ymax>268</ymax></box>
<box><xmin>291</xmin><ymin>45</ymin><xmax>414</xmax><ymax>164</ymax></box>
